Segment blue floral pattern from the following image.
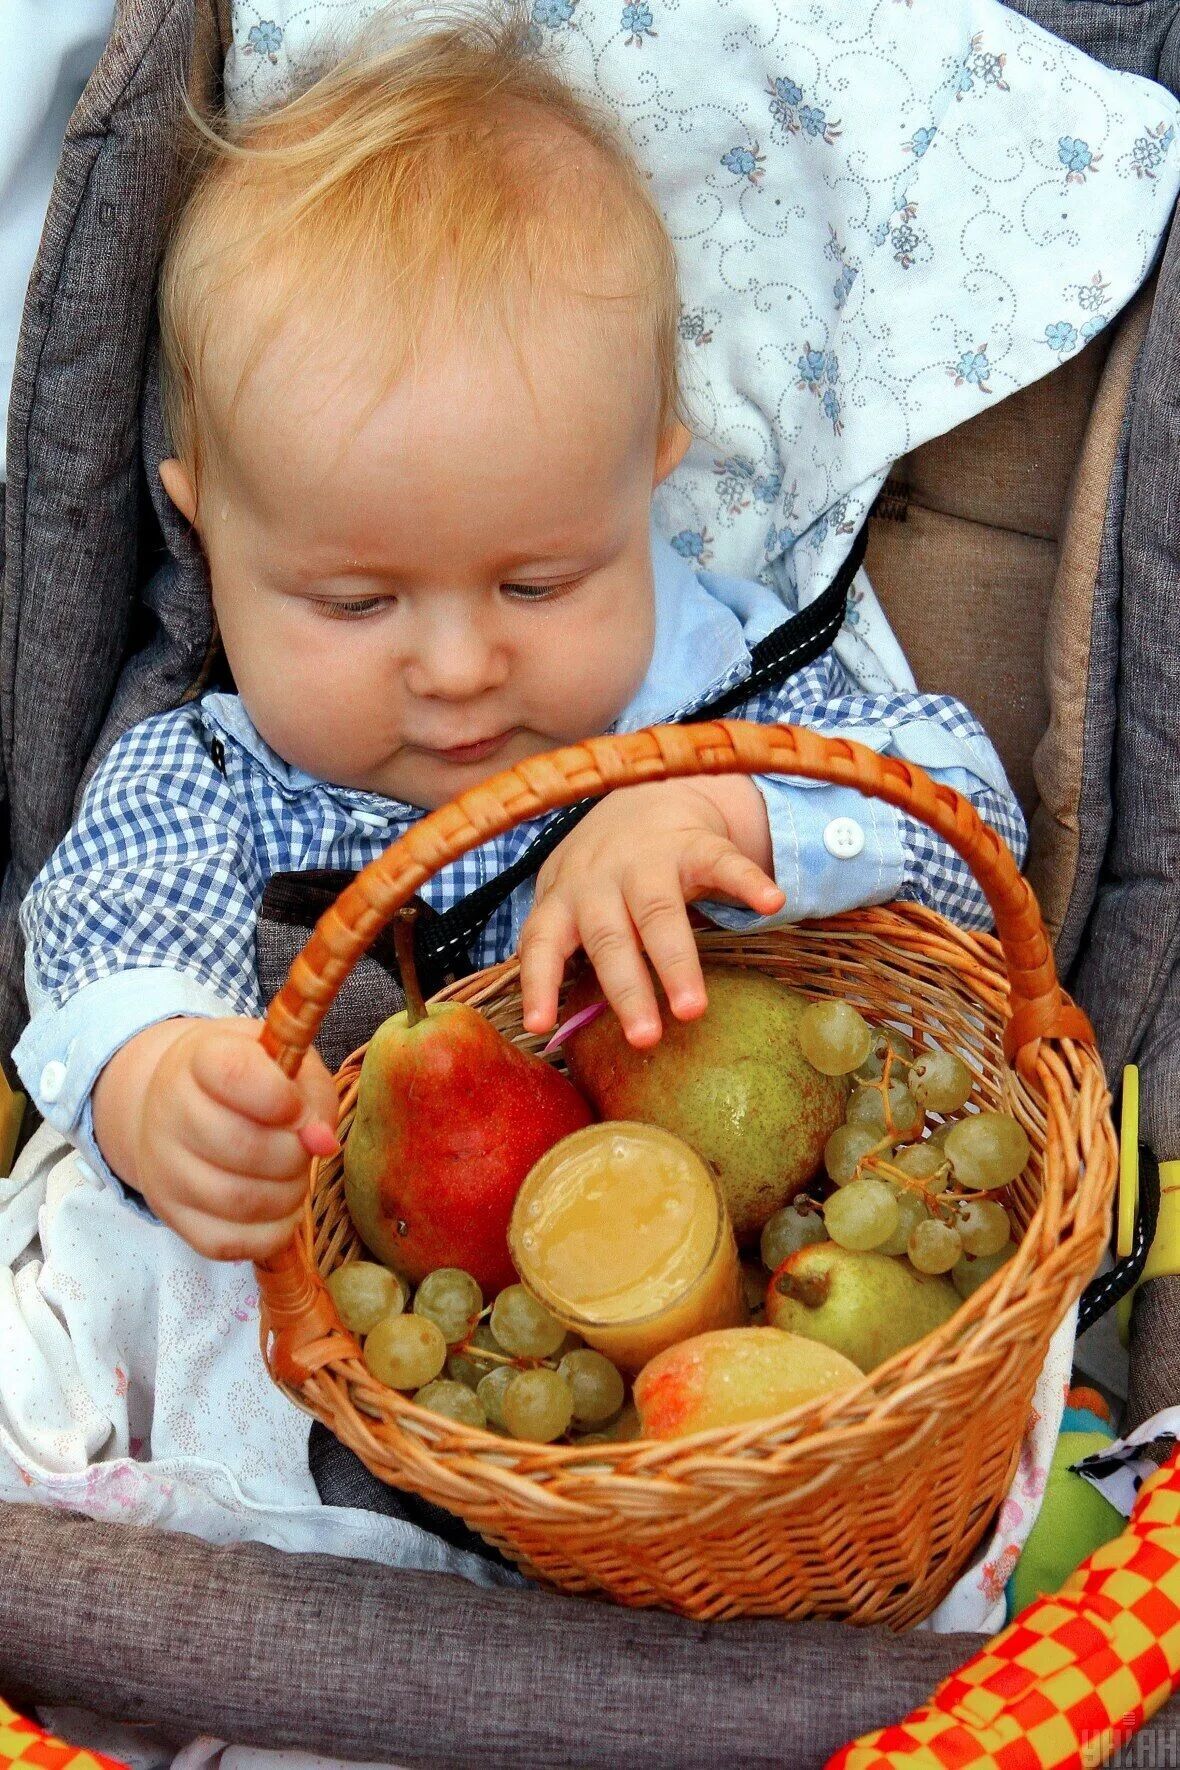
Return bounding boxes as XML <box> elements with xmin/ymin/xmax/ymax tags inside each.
<box><xmin>1130</xmin><ymin>122</ymin><xmax>1176</xmax><ymax>180</ymax></box>
<box><xmin>532</xmin><ymin>0</ymin><xmax>577</xmax><ymax>29</ymax></box>
<box><xmin>1042</xmin><ymin>272</ymin><xmax>1113</xmax><ymax>358</ymax></box>
<box><xmin>949</xmin><ymin>346</ymin><xmax>993</xmax><ymax>394</ymax></box>
<box><xmin>621</xmin><ymin>3</ymin><xmax>656</xmax><ymax>47</ymax></box>
<box><xmin>1058</xmin><ymin>136</ymin><xmax>1099</xmax><ymax>184</ymax></box>
<box><xmin>955</xmin><ymin>33</ymin><xmax>1009</xmax><ymax>100</ymax></box>
<box><xmin>766</xmin><ymin>75</ymin><xmax>841</xmax><ymax>146</ymax></box>
<box><xmin>721</xmin><ymin>144</ymin><xmax>766</xmax><ymax>186</ymax></box>
<box><xmin>678</xmin><ymin>306</ymin><xmax>715</xmax><ymax>347</ymax></box>
<box><xmin>224</xmin><ymin>0</ymin><xmax>1180</xmax><ymax>664</ymax></box>
<box><xmin>245</xmin><ymin>19</ymin><xmax>283</xmax><ymax>60</ymax></box>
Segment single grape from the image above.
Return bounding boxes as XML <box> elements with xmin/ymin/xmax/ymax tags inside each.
<box><xmin>412</xmin><ymin>1268</ymin><xmax>484</xmax><ymax>1345</ymax></box>
<box><xmin>559</xmin><ymin>1349</ymin><xmax>626</xmax><ymax>1426</ymax></box>
<box><xmin>490</xmin><ymin>1285</ymin><xmax>567</xmax><ymax>1358</ymax></box>
<box><xmin>446</xmin><ymin>1321</ymin><xmax>501</xmax><ymax>1389</ymax></box>
<box><xmin>413</xmin><ymin>1379</ymin><xmax>487</xmax><ymax>1429</ymax></box>
<box><xmin>877</xmin><ymin>1190</ymin><xmax>929</xmax><ymax>1258</ymax></box>
<box><xmin>326</xmin><ymin>1262</ymin><xmax>406</xmax><ymax>1336</ymax></box>
<box><xmin>363</xmin><ymin>1313</ymin><xmax>446</xmax><ymax>1390</ymax></box>
<box><xmin>952</xmin><ymin>1241</ymin><xmax>1016</xmax><ymax>1299</ymax></box>
<box><xmin>823</xmin><ymin>1123</ymin><xmax>880</xmax><ymax>1186</ymax></box>
<box><xmin>824</xmin><ymin>1177</ymin><xmax>899</xmax><ymax>1252</ymax></box>
<box><xmin>847</xmin><ymin>1080</ymin><xmax>923</xmax><ymax>1139</ymax></box>
<box><xmin>956</xmin><ymin>1198</ymin><xmax>1012</xmax><ymax>1258</ymax></box>
<box><xmin>890</xmin><ymin>1142</ymin><xmax>950</xmax><ymax>1194</ymax></box>
<box><xmin>798</xmin><ymin>1000</ymin><xmax>873</xmax><ymax>1076</ymax></box>
<box><xmin>502</xmin><ymin>1367</ymin><xmax>575</xmax><ymax>1443</ymax></box>
<box><xmin>856</xmin><ymin>1027</ymin><xmax>914</xmax><ymax>1081</ymax></box>
<box><xmin>907</xmin><ymin>1218</ymin><xmax>962</xmax><ymax>1275</ymax></box>
<box><xmin>908</xmin><ymin>1051</ymin><xmax>974</xmax><ymax>1114</ymax></box>
<box><xmin>945</xmin><ymin>1113</ymin><xmax>1031</xmax><ymax>1190</ymax></box>
<box><xmin>761</xmin><ymin>1203</ymin><xmax>828</xmax><ymax>1268</ymax></box>
<box><xmin>579</xmin><ymin>1402</ymin><xmax>642</xmax><ymax>1443</ymax></box>
<box><xmin>476</xmin><ymin>1364</ymin><xmax>517</xmax><ymax>1430</ymax></box>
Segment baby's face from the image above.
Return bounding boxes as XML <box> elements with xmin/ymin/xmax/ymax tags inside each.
<box><xmin>165</xmin><ymin>300</ymin><xmax>688</xmax><ymax>809</ymax></box>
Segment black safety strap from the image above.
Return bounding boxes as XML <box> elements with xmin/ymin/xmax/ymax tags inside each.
<box><xmin>410</xmin><ymin>521</ymin><xmax>869</xmax><ymax>993</ymax></box>
<box><xmin>1077</xmin><ymin>1145</ymin><xmax>1161</xmax><ymax>1337</ymax></box>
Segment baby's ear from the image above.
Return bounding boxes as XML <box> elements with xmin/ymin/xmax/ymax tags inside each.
<box><xmin>159</xmin><ymin>458</ymin><xmax>198</xmax><ymax>527</ymax></box>
<box><xmin>653</xmin><ymin>420</ymin><xmax>693</xmax><ymax>487</ymax></box>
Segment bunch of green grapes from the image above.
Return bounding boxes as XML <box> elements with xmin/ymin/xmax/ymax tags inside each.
<box><xmin>787</xmin><ymin>1002</ymin><xmax>1034</xmax><ymax>1294</ymax></box>
<box><xmin>331</xmin><ymin>1262</ymin><xmax>631</xmax><ymax>1443</ymax></box>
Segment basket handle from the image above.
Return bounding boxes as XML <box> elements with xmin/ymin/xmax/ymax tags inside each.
<box><xmin>255</xmin><ymin>719</ymin><xmax>1094</xmax><ymax>1374</ymax></box>
<box><xmin>260</xmin><ymin>719</ymin><xmax>1091</xmax><ymax>1076</ymax></box>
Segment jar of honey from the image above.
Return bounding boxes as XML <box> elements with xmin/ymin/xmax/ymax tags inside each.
<box><xmin>508</xmin><ymin>1121</ymin><xmax>747</xmax><ymax>1372</ymax></box>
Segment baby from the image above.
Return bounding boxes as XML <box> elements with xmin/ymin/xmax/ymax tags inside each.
<box><xmin>14</xmin><ymin>5</ymin><xmax>1025</xmax><ymax>1266</ymax></box>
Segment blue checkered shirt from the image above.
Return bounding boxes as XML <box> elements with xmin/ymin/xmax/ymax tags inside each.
<box><xmin>15</xmin><ymin>533</ymin><xmax>1025</xmax><ymax>1189</ymax></box>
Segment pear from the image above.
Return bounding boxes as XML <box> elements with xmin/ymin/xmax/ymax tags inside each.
<box><xmin>344</xmin><ymin>910</ymin><xmax>593</xmax><ymax>1295</ymax></box>
<box><xmin>562</xmin><ymin>961</ymin><xmax>847</xmax><ymax>1242</ymax></box>
<box><xmin>633</xmin><ymin>1326</ymin><xmax>863</xmax><ymax>1438</ymax></box>
<box><xmin>766</xmin><ymin>1242</ymin><xmax>959</xmax><ymax>1371</ymax></box>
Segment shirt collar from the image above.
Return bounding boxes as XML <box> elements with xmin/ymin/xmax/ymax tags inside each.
<box><xmin>199</xmin><ymin>522</ymin><xmax>778</xmax><ymax>811</ymax></box>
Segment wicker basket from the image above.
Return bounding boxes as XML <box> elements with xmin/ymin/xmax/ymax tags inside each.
<box><xmin>255</xmin><ymin>720</ymin><xmax>1116</xmax><ymax>1626</ymax></box>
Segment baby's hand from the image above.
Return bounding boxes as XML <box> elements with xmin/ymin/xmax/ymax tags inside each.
<box><xmin>96</xmin><ymin>1016</ymin><xmax>340</xmax><ymax>1261</ymax></box>
<box><xmin>518</xmin><ymin>779</ymin><xmax>784</xmax><ymax>1047</ymax></box>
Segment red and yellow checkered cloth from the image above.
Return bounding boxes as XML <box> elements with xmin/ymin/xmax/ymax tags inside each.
<box><xmin>829</xmin><ymin>1447</ymin><xmax>1180</xmax><ymax>1769</ymax></box>
<box><xmin>0</xmin><ymin>1703</ymin><xmax>125</xmax><ymax>1770</ymax></box>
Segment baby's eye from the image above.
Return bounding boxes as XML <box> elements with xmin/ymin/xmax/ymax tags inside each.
<box><xmin>315</xmin><ymin>596</ymin><xmax>387</xmax><ymax>620</ymax></box>
<box><xmin>501</xmin><ymin>582</ymin><xmax>560</xmax><ymax>601</ymax></box>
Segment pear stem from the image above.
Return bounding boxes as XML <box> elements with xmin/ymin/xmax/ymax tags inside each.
<box><xmin>393</xmin><ymin>908</ymin><xmax>428</xmax><ymax>1028</ymax></box>
<box><xmin>775</xmin><ymin>1270</ymin><xmax>831</xmax><ymax>1310</ymax></box>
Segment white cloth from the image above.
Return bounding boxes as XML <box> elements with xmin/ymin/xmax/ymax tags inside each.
<box><xmin>0</xmin><ymin>1122</ymin><xmax>521</xmax><ymax>1590</ymax></box>
<box><xmin>0</xmin><ymin>0</ymin><xmax>115</xmax><ymax>481</ymax></box>
<box><xmin>225</xmin><ymin>0</ymin><xmax>1180</xmax><ymax>691</ymax></box>
<box><xmin>0</xmin><ymin>1118</ymin><xmax>1070</xmax><ymax>1638</ymax></box>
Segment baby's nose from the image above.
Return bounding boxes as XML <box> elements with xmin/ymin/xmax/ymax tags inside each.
<box><xmin>403</xmin><ymin>620</ymin><xmax>507</xmax><ymax>700</ymax></box>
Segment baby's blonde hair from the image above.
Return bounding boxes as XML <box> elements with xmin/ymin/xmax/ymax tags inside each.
<box><xmin>160</xmin><ymin>1</ymin><xmax>684</xmax><ymax>495</ymax></box>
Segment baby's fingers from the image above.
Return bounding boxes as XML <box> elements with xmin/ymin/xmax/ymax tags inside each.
<box><xmin>621</xmin><ymin>865</ymin><xmax>708</xmax><ymax>1022</ymax></box>
<box><xmin>519</xmin><ymin>896</ymin><xmax>582</xmax><ymax>1035</ymax></box>
<box><xmin>688</xmin><ymin>841</ymin><xmax>785</xmax><ymax>916</ymax></box>
<box><xmin>577</xmin><ymin>897</ymin><xmax>666</xmax><ymax>1048</ymax></box>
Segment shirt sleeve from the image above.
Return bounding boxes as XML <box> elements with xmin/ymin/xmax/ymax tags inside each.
<box><xmin>694</xmin><ymin>655</ymin><xmax>1028</xmax><ymax>933</ymax></box>
<box><xmin>12</xmin><ymin>709</ymin><xmax>265</xmax><ymax>1191</ymax></box>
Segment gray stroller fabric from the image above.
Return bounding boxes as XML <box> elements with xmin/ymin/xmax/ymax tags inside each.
<box><xmin>2</xmin><ymin>1496</ymin><xmax>1178</xmax><ymax>1769</ymax></box>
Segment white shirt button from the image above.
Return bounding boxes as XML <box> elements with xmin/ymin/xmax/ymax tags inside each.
<box><xmin>39</xmin><ymin>1060</ymin><xmax>68</xmax><ymax>1104</ymax></box>
<box><xmin>823</xmin><ymin>816</ymin><xmax>865</xmax><ymax>860</ymax></box>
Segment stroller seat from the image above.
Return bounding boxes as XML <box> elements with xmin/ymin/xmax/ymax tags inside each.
<box><xmin>3</xmin><ymin>0</ymin><xmax>1180</xmax><ymax>1761</ymax></box>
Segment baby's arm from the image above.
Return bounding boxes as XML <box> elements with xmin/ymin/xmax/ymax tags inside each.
<box><xmin>14</xmin><ymin>711</ymin><xmax>337</xmax><ymax>1259</ymax></box>
<box><xmin>513</xmin><ymin>661</ymin><xmax>1024</xmax><ymax>1042</ymax></box>
<box><xmin>694</xmin><ymin>658</ymin><xmax>1027</xmax><ymax>933</ymax></box>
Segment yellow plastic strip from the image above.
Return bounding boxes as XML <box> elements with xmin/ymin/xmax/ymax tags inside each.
<box><xmin>1143</xmin><ymin>1161</ymin><xmax>1180</xmax><ymax>1286</ymax></box>
<box><xmin>0</xmin><ymin>1067</ymin><xmax>24</xmax><ymax>1180</ymax></box>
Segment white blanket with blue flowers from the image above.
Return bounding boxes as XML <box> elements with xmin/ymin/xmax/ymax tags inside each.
<box><xmin>227</xmin><ymin>0</ymin><xmax>1180</xmax><ymax>690</ymax></box>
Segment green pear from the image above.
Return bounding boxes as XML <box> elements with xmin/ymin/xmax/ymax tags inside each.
<box><xmin>563</xmin><ymin>962</ymin><xmax>847</xmax><ymax>1242</ymax></box>
<box><xmin>766</xmin><ymin>1242</ymin><xmax>959</xmax><ymax>1372</ymax></box>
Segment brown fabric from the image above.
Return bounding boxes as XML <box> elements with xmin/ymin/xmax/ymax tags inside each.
<box><xmin>866</xmin><ymin>506</ymin><xmax>1055</xmax><ymax>818</ymax></box>
<box><xmin>898</xmin><ymin>335</ymin><xmax>1112</xmax><ymax>544</ymax></box>
<box><xmin>1028</xmin><ymin>284</ymin><xmax>1155</xmax><ymax>941</ymax></box>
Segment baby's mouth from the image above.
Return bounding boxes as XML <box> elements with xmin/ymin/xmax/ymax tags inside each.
<box><xmin>422</xmin><ymin>729</ymin><xmax>518</xmax><ymax>764</ymax></box>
